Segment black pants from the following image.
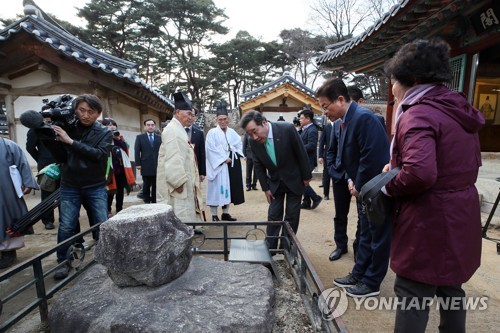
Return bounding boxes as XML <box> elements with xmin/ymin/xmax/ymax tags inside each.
<box><xmin>321</xmin><ymin>163</ymin><xmax>332</xmax><ymax>197</ymax></box>
<box><xmin>303</xmin><ymin>184</ymin><xmax>321</xmax><ymax>206</ymax></box>
<box><xmin>107</xmin><ymin>172</ymin><xmax>127</xmax><ymax>213</ymax></box>
<box><xmin>394</xmin><ymin>275</ymin><xmax>466</xmax><ymax>333</ymax></box>
<box><xmin>266</xmin><ymin>181</ymin><xmax>302</xmax><ymax>250</ymax></box>
<box><xmin>245</xmin><ymin>158</ymin><xmax>257</xmax><ymax>187</ymax></box>
<box><xmin>41</xmin><ymin>188</ymin><xmax>57</xmax><ymax>225</ymax></box>
<box><xmin>142</xmin><ymin>175</ymin><xmax>157</xmax><ymax>203</ymax></box>
<box><xmin>351</xmin><ymin>198</ymin><xmax>391</xmax><ymax>288</ymax></box>
<box><xmin>332</xmin><ymin>178</ymin><xmax>351</xmax><ymax>250</ymax></box>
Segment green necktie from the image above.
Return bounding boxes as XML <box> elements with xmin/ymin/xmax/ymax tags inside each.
<box><xmin>265</xmin><ymin>138</ymin><xmax>277</xmax><ymax>166</ymax></box>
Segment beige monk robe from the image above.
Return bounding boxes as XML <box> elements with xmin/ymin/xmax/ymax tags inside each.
<box><xmin>157</xmin><ymin>118</ymin><xmax>203</xmax><ymax>222</ymax></box>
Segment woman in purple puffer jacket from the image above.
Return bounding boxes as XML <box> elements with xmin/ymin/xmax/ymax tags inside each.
<box><xmin>383</xmin><ymin>39</ymin><xmax>485</xmax><ymax>333</ymax></box>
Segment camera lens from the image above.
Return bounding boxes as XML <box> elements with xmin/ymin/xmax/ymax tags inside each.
<box><xmin>113</xmin><ymin>131</ymin><xmax>120</xmax><ymax>136</ymax></box>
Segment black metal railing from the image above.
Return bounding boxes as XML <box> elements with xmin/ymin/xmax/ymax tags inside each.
<box><xmin>0</xmin><ymin>223</ymin><xmax>101</xmax><ymax>332</ymax></box>
<box><xmin>1</xmin><ymin>221</ymin><xmax>348</xmax><ymax>333</ymax></box>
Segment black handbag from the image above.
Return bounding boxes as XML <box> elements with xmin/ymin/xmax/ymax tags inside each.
<box><xmin>359</xmin><ymin>167</ymin><xmax>400</xmax><ymax>224</ymax></box>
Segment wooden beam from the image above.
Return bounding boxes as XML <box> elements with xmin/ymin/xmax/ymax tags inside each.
<box><xmin>0</xmin><ymin>83</ymin><xmax>12</xmax><ymax>90</ymax></box>
<box><xmin>10</xmin><ymin>82</ymin><xmax>92</xmax><ymax>96</ymax></box>
<box><xmin>7</xmin><ymin>63</ymin><xmax>39</xmax><ymax>80</ymax></box>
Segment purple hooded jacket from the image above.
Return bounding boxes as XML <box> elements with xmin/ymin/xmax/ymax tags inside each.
<box><xmin>385</xmin><ymin>84</ymin><xmax>485</xmax><ymax>285</ymax></box>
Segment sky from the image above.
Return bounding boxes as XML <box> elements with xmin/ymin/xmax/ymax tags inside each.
<box><xmin>1</xmin><ymin>0</ymin><xmax>314</xmax><ymax>42</ymax></box>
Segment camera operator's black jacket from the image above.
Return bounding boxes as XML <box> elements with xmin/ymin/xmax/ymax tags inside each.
<box><xmin>45</xmin><ymin>121</ymin><xmax>112</xmax><ymax>189</ymax></box>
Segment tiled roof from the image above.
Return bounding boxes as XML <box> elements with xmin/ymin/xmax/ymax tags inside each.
<box><xmin>240</xmin><ymin>72</ymin><xmax>316</xmax><ymax>102</ymax></box>
<box><xmin>315</xmin><ymin>0</ymin><xmax>469</xmax><ymax>73</ymax></box>
<box><xmin>0</xmin><ymin>14</ymin><xmax>173</xmax><ymax>109</ymax></box>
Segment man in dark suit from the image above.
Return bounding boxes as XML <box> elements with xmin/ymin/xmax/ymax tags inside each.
<box><xmin>318</xmin><ymin>122</ymin><xmax>333</xmax><ymax>200</ymax></box>
<box><xmin>134</xmin><ymin>119</ymin><xmax>162</xmax><ymax>203</ymax></box>
<box><xmin>327</xmin><ymin>118</ymin><xmax>355</xmax><ymax>262</ymax></box>
<box><xmin>242</xmin><ymin>133</ymin><xmax>257</xmax><ymax>191</ymax></box>
<box><xmin>299</xmin><ymin>107</ymin><xmax>322</xmax><ymax>210</ymax></box>
<box><xmin>185</xmin><ymin>115</ymin><xmax>206</xmax><ymax>182</ymax></box>
<box><xmin>318</xmin><ymin>78</ymin><xmax>390</xmax><ymax>298</ymax></box>
<box><xmin>240</xmin><ymin>110</ymin><xmax>312</xmax><ymax>250</ymax></box>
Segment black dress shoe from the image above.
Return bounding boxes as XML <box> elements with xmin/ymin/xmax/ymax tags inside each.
<box><xmin>246</xmin><ymin>186</ymin><xmax>251</xmax><ymax>191</ymax></box>
<box><xmin>221</xmin><ymin>213</ymin><xmax>237</xmax><ymax>221</ymax></box>
<box><xmin>44</xmin><ymin>222</ymin><xmax>55</xmax><ymax>230</ymax></box>
<box><xmin>212</xmin><ymin>215</ymin><xmax>220</xmax><ymax>222</ymax></box>
<box><xmin>329</xmin><ymin>248</ymin><xmax>347</xmax><ymax>261</ymax></box>
<box><xmin>300</xmin><ymin>203</ymin><xmax>311</xmax><ymax>210</ymax></box>
<box><xmin>311</xmin><ymin>197</ymin><xmax>323</xmax><ymax>209</ymax></box>
<box><xmin>252</xmin><ymin>185</ymin><xmax>258</xmax><ymax>190</ymax></box>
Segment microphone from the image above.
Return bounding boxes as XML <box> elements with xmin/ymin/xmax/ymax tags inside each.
<box><xmin>20</xmin><ymin>110</ymin><xmax>45</xmax><ymax>129</ymax></box>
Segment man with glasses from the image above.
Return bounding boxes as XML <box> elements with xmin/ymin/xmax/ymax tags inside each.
<box><xmin>44</xmin><ymin>94</ymin><xmax>112</xmax><ymax>279</ymax></box>
<box><xmin>134</xmin><ymin>119</ymin><xmax>161</xmax><ymax>204</ymax></box>
<box><xmin>157</xmin><ymin>92</ymin><xmax>203</xmax><ymax>223</ymax></box>
<box><xmin>318</xmin><ymin>78</ymin><xmax>391</xmax><ymax>298</ymax></box>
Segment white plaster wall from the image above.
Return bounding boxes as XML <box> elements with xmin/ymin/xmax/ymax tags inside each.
<box><xmin>59</xmin><ymin>69</ymin><xmax>87</xmax><ymax>83</ymax></box>
<box><xmin>110</xmin><ymin>102</ymin><xmax>143</xmax><ymax>162</ymax></box>
<box><xmin>10</xmin><ymin>71</ymin><xmax>51</xmax><ymax>89</ymax></box>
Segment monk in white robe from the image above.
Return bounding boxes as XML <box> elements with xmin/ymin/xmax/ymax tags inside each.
<box><xmin>205</xmin><ymin>102</ymin><xmax>244</xmax><ymax>221</ymax></box>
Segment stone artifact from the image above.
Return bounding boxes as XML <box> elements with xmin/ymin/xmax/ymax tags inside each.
<box><xmin>48</xmin><ymin>204</ymin><xmax>275</xmax><ymax>332</ymax></box>
<box><xmin>94</xmin><ymin>204</ymin><xmax>193</xmax><ymax>287</ymax></box>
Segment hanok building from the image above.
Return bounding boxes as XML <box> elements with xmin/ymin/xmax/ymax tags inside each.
<box><xmin>316</xmin><ymin>0</ymin><xmax>500</xmax><ymax>151</ymax></box>
<box><xmin>239</xmin><ymin>71</ymin><xmax>321</xmax><ymax>123</ymax></box>
<box><xmin>0</xmin><ymin>5</ymin><xmax>173</xmax><ymax>164</ymax></box>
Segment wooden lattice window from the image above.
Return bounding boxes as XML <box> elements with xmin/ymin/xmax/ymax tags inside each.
<box><xmin>445</xmin><ymin>54</ymin><xmax>466</xmax><ymax>92</ymax></box>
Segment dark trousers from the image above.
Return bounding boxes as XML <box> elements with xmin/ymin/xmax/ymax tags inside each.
<box><xmin>394</xmin><ymin>275</ymin><xmax>466</xmax><ymax>333</ymax></box>
<box><xmin>245</xmin><ymin>158</ymin><xmax>257</xmax><ymax>187</ymax></box>
<box><xmin>107</xmin><ymin>172</ymin><xmax>127</xmax><ymax>213</ymax></box>
<box><xmin>41</xmin><ymin>188</ymin><xmax>56</xmax><ymax>225</ymax></box>
<box><xmin>266</xmin><ymin>181</ymin><xmax>302</xmax><ymax>250</ymax></box>
<box><xmin>142</xmin><ymin>175</ymin><xmax>157</xmax><ymax>203</ymax></box>
<box><xmin>321</xmin><ymin>163</ymin><xmax>332</xmax><ymax>197</ymax></box>
<box><xmin>332</xmin><ymin>178</ymin><xmax>351</xmax><ymax>250</ymax></box>
<box><xmin>303</xmin><ymin>184</ymin><xmax>321</xmax><ymax>205</ymax></box>
<box><xmin>351</xmin><ymin>199</ymin><xmax>391</xmax><ymax>288</ymax></box>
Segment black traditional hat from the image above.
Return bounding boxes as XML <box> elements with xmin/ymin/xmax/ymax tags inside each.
<box><xmin>215</xmin><ymin>101</ymin><xmax>228</xmax><ymax>116</ymax></box>
<box><xmin>173</xmin><ymin>91</ymin><xmax>192</xmax><ymax>110</ymax></box>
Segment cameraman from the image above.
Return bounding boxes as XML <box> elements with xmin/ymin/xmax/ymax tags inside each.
<box><xmin>48</xmin><ymin>94</ymin><xmax>112</xmax><ymax>280</ymax></box>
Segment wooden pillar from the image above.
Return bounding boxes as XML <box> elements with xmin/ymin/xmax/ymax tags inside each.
<box><xmin>5</xmin><ymin>94</ymin><xmax>16</xmax><ymax>142</ymax></box>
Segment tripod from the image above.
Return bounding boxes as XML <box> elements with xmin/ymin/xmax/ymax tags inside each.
<box><xmin>482</xmin><ymin>178</ymin><xmax>500</xmax><ymax>254</ymax></box>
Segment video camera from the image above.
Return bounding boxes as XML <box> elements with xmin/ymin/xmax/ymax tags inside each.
<box><xmin>20</xmin><ymin>94</ymin><xmax>77</xmax><ymax>137</ymax></box>
<box><xmin>40</xmin><ymin>94</ymin><xmax>77</xmax><ymax>128</ymax></box>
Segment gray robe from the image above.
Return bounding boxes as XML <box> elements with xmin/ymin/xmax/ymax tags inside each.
<box><xmin>0</xmin><ymin>138</ymin><xmax>38</xmax><ymax>241</ymax></box>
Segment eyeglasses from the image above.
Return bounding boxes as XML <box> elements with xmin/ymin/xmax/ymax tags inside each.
<box><xmin>321</xmin><ymin>98</ymin><xmax>337</xmax><ymax>111</ymax></box>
